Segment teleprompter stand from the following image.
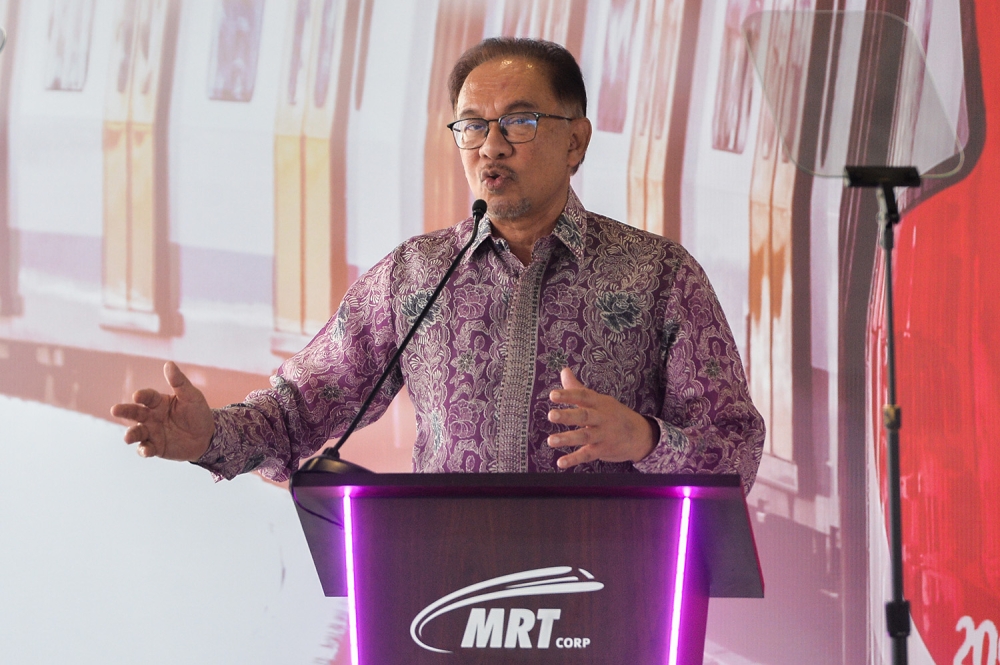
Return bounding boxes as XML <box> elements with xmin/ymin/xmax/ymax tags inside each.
<box><xmin>290</xmin><ymin>471</ymin><xmax>763</xmax><ymax>664</ymax></box>
<box><xmin>844</xmin><ymin>165</ymin><xmax>920</xmax><ymax>664</ymax></box>
<box><xmin>743</xmin><ymin>10</ymin><xmax>965</xmax><ymax>664</ymax></box>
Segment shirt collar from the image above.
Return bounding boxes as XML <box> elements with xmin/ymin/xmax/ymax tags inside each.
<box><xmin>460</xmin><ymin>187</ymin><xmax>588</xmax><ymax>264</ymax></box>
<box><xmin>552</xmin><ymin>187</ymin><xmax>587</xmax><ymax>261</ymax></box>
<box><xmin>460</xmin><ymin>211</ymin><xmax>495</xmax><ymax>264</ymax></box>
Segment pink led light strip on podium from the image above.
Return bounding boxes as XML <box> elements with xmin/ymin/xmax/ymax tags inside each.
<box><xmin>342</xmin><ymin>489</ymin><xmax>360</xmax><ymax>665</ymax></box>
<box><xmin>668</xmin><ymin>488</ymin><xmax>693</xmax><ymax>665</ymax></box>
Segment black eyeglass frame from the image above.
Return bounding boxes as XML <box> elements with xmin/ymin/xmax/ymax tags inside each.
<box><xmin>447</xmin><ymin>112</ymin><xmax>575</xmax><ymax>150</ymax></box>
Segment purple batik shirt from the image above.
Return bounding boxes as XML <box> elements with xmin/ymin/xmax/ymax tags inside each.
<box><xmin>198</xmin><ymin>189</ymin><xmax>765</xmax><ymax>493</ymax></box>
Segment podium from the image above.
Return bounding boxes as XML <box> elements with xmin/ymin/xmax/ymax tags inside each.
<box><xmin>290</xmin><ymin>472</ymin><xmax>763</xmax><ymax>664</ymax></box>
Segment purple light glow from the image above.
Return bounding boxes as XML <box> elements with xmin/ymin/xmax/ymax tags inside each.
<box><xmin>343</xmin><ymin>488</ymin><xmax>361</xmax><ymax>665</ymax></box>
<box><xmin>667</xmin><ymin>490</ymin><xmax>693</xmax><ymax>665</ymax></box>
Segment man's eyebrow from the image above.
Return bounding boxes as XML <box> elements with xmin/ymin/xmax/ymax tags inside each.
<box><xmin>455</xmin><ymin>99</ymin><xmax>541</xmax><ymax>119</ymax></box>
<box><xmin>500</xmin><ymin>100</ymin><xmax>540</xmax><ymax>113</ymax></box>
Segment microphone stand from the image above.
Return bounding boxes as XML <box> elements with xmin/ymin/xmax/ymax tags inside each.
<box><xmin>844</xmin><ymin>165</ymin><xmax>920</xmax><ymax>665</ymax></box>
<box><xmin>298</xmin><ymin>200</ymin><xmax>488</xmax><ymax>474</ymax></box>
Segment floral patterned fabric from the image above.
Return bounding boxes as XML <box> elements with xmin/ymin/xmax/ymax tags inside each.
<box><xmin>198</xmin><ymin>189</ymin><xmax>765</xmax><ymax>492</ymax></box>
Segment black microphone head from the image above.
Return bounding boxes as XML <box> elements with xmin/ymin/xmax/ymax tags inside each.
<box><xmin>297</xmin><ymin>447</ymin><xmax>375</xmax><ymax>474</ymax></box>
<box><xmin>472</xmin><ymin>199</ymin><xmax>487</xmax><ymax>220</ymax></box>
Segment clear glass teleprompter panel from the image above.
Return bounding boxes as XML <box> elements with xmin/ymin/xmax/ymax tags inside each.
<box><xmin>742</xmin><ymin>10</ymin><xmax>963</xmax><ymax>179</ymax></box>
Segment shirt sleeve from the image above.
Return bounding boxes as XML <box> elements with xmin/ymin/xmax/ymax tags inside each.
<box><xmin>193</xmin><ymin>254</ymin><xmax>404</xmax><ymax>482</ymax></box>
<box><xmin>632</xmin><ymin>251</ymin><xmax>765</xmax><ymax>495</ymax></box>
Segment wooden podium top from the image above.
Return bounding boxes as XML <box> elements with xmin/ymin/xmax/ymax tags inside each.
<box><xmin>291</xmin><ymin>472</ymin><xmax>763</xmax><ymax>599</ymax></box>
<box><xmin>293</xmin><ymin>469</ymin><xmax>740</xmax><ymax>494</ymax></box>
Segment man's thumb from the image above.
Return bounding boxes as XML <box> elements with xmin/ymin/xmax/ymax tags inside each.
<box><xmin>164</xmin><ymin>361</ymin><xmax>198</xmax><ymax>399</ymax></box>
<box><xmin>560</xmin><ymin>366</ymin><xmax>585</xmax><ymax>390</ymax></box>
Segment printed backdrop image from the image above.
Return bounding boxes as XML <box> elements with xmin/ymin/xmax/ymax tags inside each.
<box><xmin>0</xmin><ymin>1</ymin><xmax>997</xmax><ymax>664</ymax></box>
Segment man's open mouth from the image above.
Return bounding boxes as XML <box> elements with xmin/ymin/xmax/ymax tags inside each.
<box><xmin>480</xmin><ymin>166</ymin><xmax>517</xmax><ymax>190</ymax></box>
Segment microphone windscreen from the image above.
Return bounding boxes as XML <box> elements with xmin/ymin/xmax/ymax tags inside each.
<box><xmin>472</xmin><ymin>199</ymin><xmax>487</xmax><ymax>219</ymax></box>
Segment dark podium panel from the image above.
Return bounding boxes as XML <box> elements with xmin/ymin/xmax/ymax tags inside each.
<box><xmin>290</xmin><ymin>472</ymin><xmax>763</xmax><ymax>664</ymax></box>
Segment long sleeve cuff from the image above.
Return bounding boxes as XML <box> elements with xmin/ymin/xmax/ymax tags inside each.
<box><xmin>632</xmin><ymin>416</ymin><xmax>693</xmax><ymax>474</ymax></box>
<box><xmin>191</xmin><ymin>408</ymin><xmax>267</xmax><ymax>482</ymax></box>
<box><xmin>633</xmin><ymin>416</ymin><xmax>758</xmax><ymax>495</ymax></box>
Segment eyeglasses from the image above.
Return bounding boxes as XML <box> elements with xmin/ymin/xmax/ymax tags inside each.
<box><xmin>447</xmin><ymin>112</ymin><xmax>574</xmax><ymax>150</ymax></box>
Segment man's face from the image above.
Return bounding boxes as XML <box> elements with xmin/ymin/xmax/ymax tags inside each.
<box><xmin>454</xmin><ymin>57</ymin><xmax>590</xmax><ymax>225</ymax></box>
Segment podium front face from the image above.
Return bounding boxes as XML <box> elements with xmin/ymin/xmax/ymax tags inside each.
<box><xmin>291</xmin><ymin>473</ymin><xmax>761</xmax><ymax>665</ymax></box>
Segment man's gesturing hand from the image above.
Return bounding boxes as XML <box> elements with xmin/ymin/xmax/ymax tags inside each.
<box><xmin>110</xmin><ymin>361</ymin><xmax>215</xmax><ymax>462</ymax></box>
<box><xmin>547</xmin><ymin>367</ymin><xmax>657</xmax><ymax>469</ymax></box>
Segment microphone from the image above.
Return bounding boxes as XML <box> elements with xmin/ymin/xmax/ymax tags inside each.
<box><xmin>471</xmin><ymin>198</ymin><xmax>487</xmax><ymax>221</ymax></box>
<box><xmin>298</xmin><ymin>200</ymin><xmax>488</xmax><ymax>474</ymax></box>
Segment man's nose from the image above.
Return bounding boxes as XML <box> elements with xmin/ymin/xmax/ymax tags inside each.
<box><xmin>479</xmin><ymin>120</ymin><xmax>512</xmax><ymax>159</ymax></box>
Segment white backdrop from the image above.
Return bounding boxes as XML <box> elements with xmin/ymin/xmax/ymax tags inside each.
<box><xmin>0</xmin><ymin>396</ymin><xmax>347</xmax><ymax>664</ymax></box>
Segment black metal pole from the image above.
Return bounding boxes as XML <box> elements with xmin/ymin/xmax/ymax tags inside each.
<box><xmin>844</xmin><ymin>167</ymin><xmax>919</xmax><ymax>664</ymax></box>
<box><xmin>876</xmin><ymin>184</ymin><xmax>910</xmax><ymax>665</ymax></box>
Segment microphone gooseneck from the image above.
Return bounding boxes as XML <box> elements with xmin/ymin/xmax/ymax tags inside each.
<box><xmin>301</xmin><ymin>200</ymin><xmax>488</xmax><ymax>474</ymax></box>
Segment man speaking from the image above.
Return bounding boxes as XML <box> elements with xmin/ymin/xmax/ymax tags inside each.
<box><xmin>111</xmin><ymin>38</ymin><xmax>765</xmax><ymax>493</ymax></box>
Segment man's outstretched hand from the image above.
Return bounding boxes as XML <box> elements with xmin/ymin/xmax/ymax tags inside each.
<box><xmin>110</xmin><ymin>361</ymin><xmax>215</xmax><ymax>462</ymax></box>
<box><xmin>547</xmin><ymin>367</ymin><xmax>657</xmax><ymax>469</ymax></box>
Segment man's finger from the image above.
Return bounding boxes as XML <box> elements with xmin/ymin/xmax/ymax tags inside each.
<box><xmin>556</xmin><ymin>444</ymin><xmax>597</xmax><ymax>469</ymax></box>
<box><xmin>110</xmin><ymin>402</ymin><xmax>150</xmax><ymax>422</ymax></box>
<box><xmin>548</xmin><ymin>406</ymin><xmax>597</xmax><ymax>427</ymax></box>
<box><xmin>548</xmin><ymin>427</ymin><xmax>595</xmax><ymax>448</ymax></box>
<box><xmin>124</xmin><ymin>423</ymin><xmax>148</xmax><ymax>444</ymax></box>
<box><xmin>549</xmin><ymin>388</ymin><xmax>597</xmax><ymax>407</ymax></box>
<box><xmin>131</xmin><ymin>388</ymin><xmax>163</xmax><ymax>408</ymax></box>
<box><xmin>560</xmin><ymin>366</ymin><xmax>585</xmax><ymax>390</ymax></box>
<box><xmin>137</xmin><ymin>441</ymin><xmax>158</xmax><ymax>458</ymax></box>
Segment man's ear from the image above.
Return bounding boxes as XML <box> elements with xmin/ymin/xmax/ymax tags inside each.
<box><xmin>567</xmin><ymin>117</ymin><xmax>593</xmax><ymax>173</ymax></box>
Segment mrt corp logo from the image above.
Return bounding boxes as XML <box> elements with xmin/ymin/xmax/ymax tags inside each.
<box><xmin>410</xmin><ymin>566</ymin><xmax>604</xmax><ymax>653</ymax></box>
